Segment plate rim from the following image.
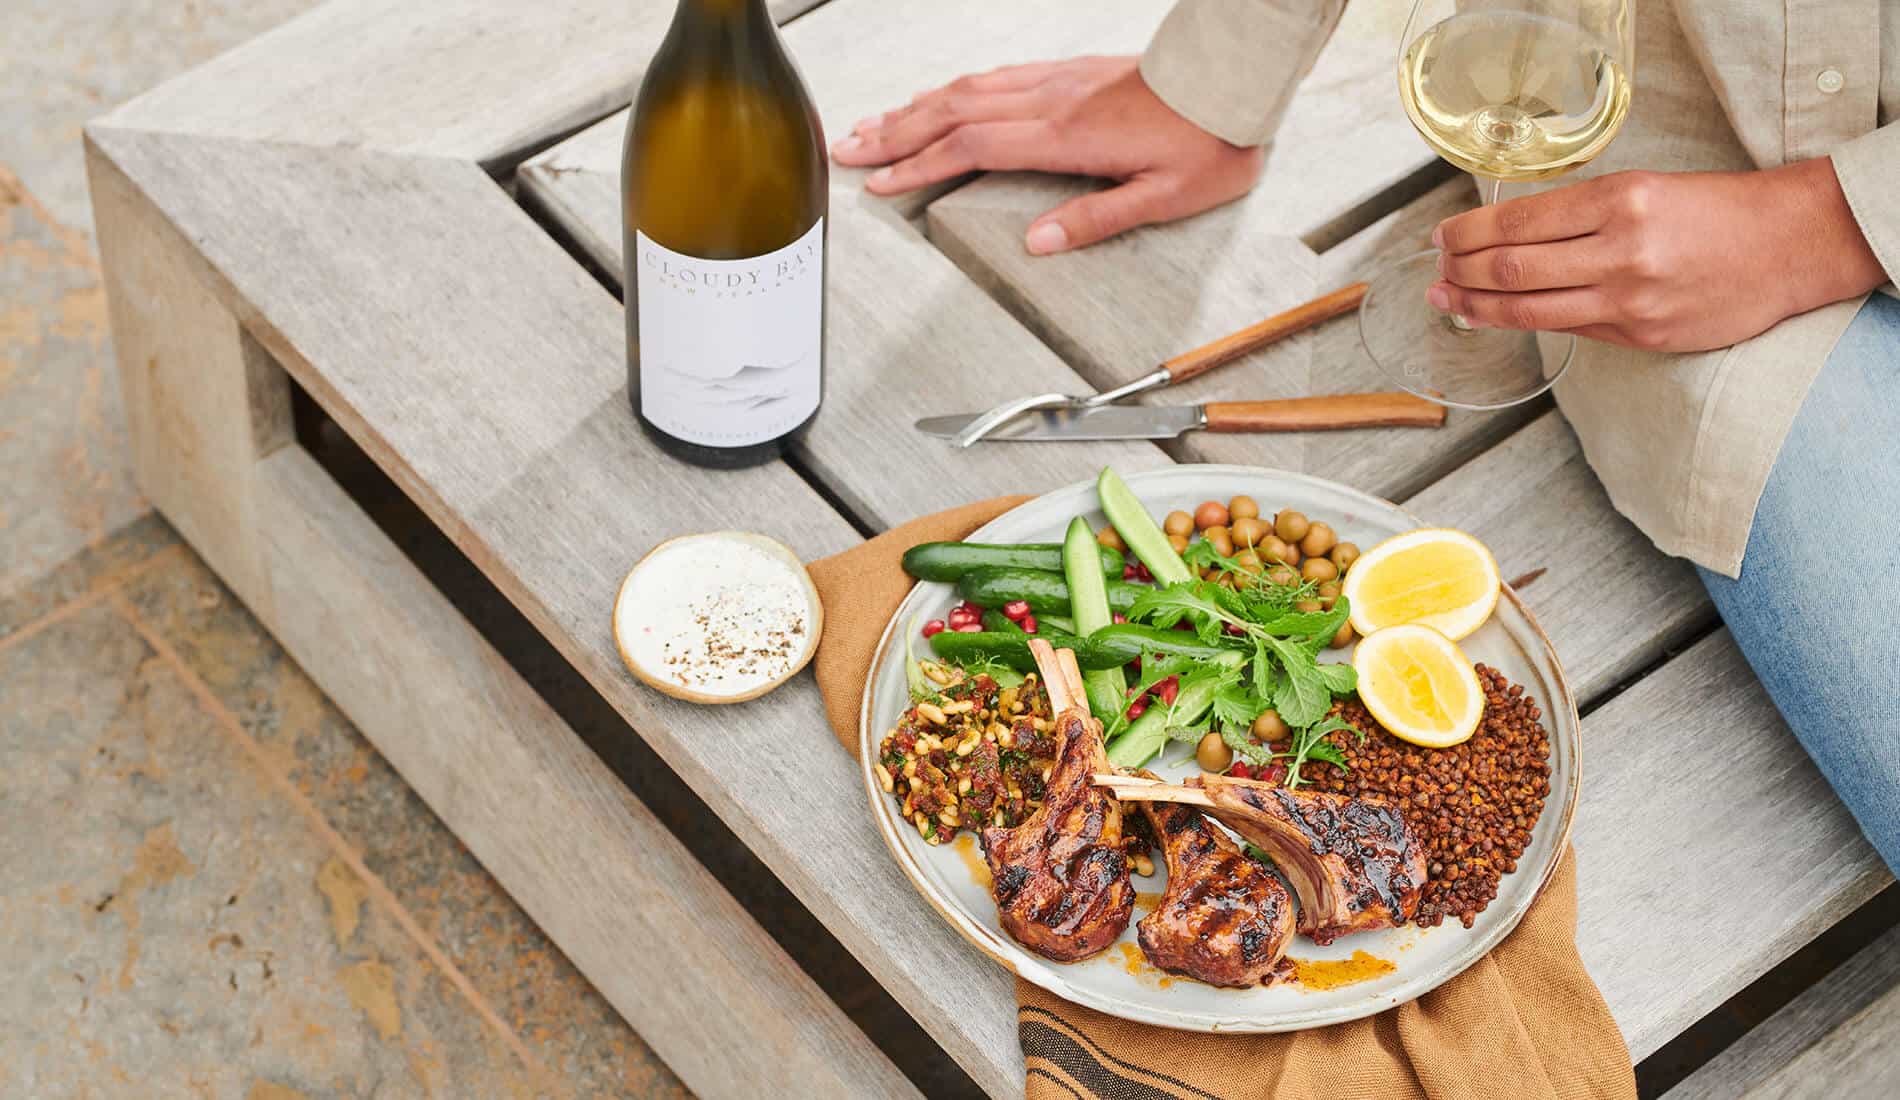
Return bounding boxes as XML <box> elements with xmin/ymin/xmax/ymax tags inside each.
<box><xmin>856</xmin><ymin>463</ymin><xmax>1581</xmax><ymax>1032</ymax></box>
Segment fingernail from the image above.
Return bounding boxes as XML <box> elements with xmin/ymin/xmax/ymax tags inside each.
<box><xmin>1431</xmin><ymin>225</ymin><xmax>1446</xmax><ymax>249</ymax></box>
<box><xmin>832</xmin><ymin>135</ymin><xmax>862</xmax><ymax>155</ymax></box>
<box><xmin>1426</xmin><ymin>284</ymin><xmax>1450</xmax><ymax>311</ymax></box>
<box><xmin>854</xmin><ymin>116</ymin><xmax>880</xmax><ymax>135</ymax></box>
<box><xmin>867</xmin><ymin>167</ymin><xmax>893</xmax><ymax>189</ymax></box>
<box><xmin>1026</xmin><ymin>221</ymin><xmax>1069</xmax><ymax>255</ymax></box>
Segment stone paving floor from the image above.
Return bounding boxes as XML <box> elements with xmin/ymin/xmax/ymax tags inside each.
<box><xmin>4</xmin><ymin>3</ymin><xmax>689</xmax><ymax>1096</ymax></box>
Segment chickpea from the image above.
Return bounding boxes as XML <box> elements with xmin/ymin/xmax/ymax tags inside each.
<box><xmin>1196</xmin><ymin>731</ymin><xmax>1234</xmax><ymax>773</ymax></box>
<box><xmin>1230</xmin><ymin>516</ymin><xmax>1268</xmax><ymax>548</ymax></box>
<box><xmin>1329</xmin><ymin>621</ymin><xmax>1356</xmax><ymax>649</ymax></box>
<box><xmin>1274</xmin><ymin>509</ymin><xmax>1310</xmax><ymax>543</ymax></box>
<box><xmin>1261</xmin><ymin>535</ymin><xmax>1298</xmax><ymax>566</ymax></box>
<box><xmin>1201</xmin><ymin>567</ymin><xmax>1220</xmax><ymax>581</ymax></box>
<box><xmin>1168</xmin><ymin>532</ymin><xmax>1190</xmax><ymax>554</ymax></box>
<box><xmin>1193</xmin><ymin>501</ymin><xmax>1230</xmax><ymax>531</ymax></box>
<box><xmin>1164</xmin><ymin>510</ymin><xmax>1194</xmax><ymax>537</ymax></box>
<box><xmin>1251</xmin><ymin>709</ymin><xmax>1290</xmax><ymax>744</ymax></box>
<box><xmin>1316</xmin><ymin>580</ymin><xmax>1342</xmax><ymax>609</ymax></box>
<box><xmin>1233</xmin><ymin>549</ymin><xmax>1264</xmax><ymax>575</ymax></box>
<box><xmin>1204</xmin><ymin>526</ymin><xmax>1235</xmax><ymax>557</ymax></box>
<box><xmin>1300</xmin><ymin>521</ymin><xmax>1337</xmax><ymax>558</ymax></box>
<box><xmin>1294</xmin><ymin>599</ymin><xmax>1323</xmax><ymax>613</ymax></box>
<box><xmin>1301</xmin><ymin>557</ymin><xmax>1338</xmax><ymax>583</ymax></box>
<box><xmin>1266</xmin><ymin>565</ymin><xmax>1299</xmax><ymax>587</ymax></box>
<box><xmin>1330</xmin><ymin>542</ymin><xmax>1361</xmax><ymax>572</ymax></box>
<box><xmin>1098</xmin><ymin>526</ymin><xmax>1126</xmax><ymax>553</ymax></box>
<box><xmin>1229</xmin><ymin>495</ymin><xmax>1261</xmax><ymax>521</ymax></box>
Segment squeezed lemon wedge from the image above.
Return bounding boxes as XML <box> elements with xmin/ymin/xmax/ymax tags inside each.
<box><xmin>1340</xmin><ymin>527</ymin><xmax>1500</xmax><ymax>641</ymax></box>
<box><xmin>1351</xmin><ymin>624</ymin><xmax>1484</xmax><ymax>748</ymax></box>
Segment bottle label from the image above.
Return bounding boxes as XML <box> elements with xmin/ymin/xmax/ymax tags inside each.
<box><xmin>635</xmin><ymin>219</ymin><xmax>824</xmax><ymax>448</ymax></box>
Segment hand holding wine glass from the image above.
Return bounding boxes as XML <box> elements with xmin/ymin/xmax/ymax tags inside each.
<box><xmin>1360</xmin><ymin>0</ymin><xmax>1635</xmax><ymax>408</ymax></box>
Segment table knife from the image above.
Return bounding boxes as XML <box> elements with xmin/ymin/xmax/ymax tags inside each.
<box><xmin>915</xmin><ymin>393</ymin><xmax>1446</xmax><ymax>443</ymax></box>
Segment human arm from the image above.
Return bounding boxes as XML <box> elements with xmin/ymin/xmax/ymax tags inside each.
<box><xmin>829</xmin><ymin>0</ymin><xmax>1346</xmax><ymax>254</ymax></box>
<box><xmin>1426</xmin><ymin>144</ymin><xmax>1896</xmax><ymax>352</ymax></box>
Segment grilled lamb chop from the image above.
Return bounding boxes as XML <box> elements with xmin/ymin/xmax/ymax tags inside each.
<box><xmin>1133</xmin><ymin>774</ymin><xmax>1296</xmax><ymax>987</ymax></box>
<box><xmin>980</xmin><ymin>640</ymin><xmax>1134</xmax><ymax>962</ymax></box>
<box><xmin>1197</xmin><ymin>774</ymin><xmax>1425</xmax><ymax>944</ymax></box>
<box><xmin>1099</xmin><ymin>773</ymin><xmax>1425</xmax><ymax>946</ymax></box>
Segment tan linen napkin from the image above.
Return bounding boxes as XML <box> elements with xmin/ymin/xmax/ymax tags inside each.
<box><xmin>811</xmin><ymin>498</ymin><xmax>1637</xmax><ymax>1100</ymax></box>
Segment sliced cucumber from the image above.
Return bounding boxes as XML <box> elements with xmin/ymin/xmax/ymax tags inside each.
<box><xmin>1097</xmin><ymin>467</ymin><xmax>1192</xmax><ymax>586</ymax></box>
<box><xmin>1064</xmin><ymin>516</ymin><xmax>1126</xmax><ymax>722</ymax></box>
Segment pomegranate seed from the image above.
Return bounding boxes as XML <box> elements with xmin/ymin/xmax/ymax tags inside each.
<box><xmin>1127</xmin><ymin>685</ymin><xmax>1142</xmax><ymax>697</ymax></box>
<box><xmin>1127</xmin><ymin>657</ymin><xmax>1141</xmax><ymax>675</ymax></box>
<box><xmin>1112</xmin><ymin>613</ymin><xmax>1128</xmax><ymax>624</ymax></box>
<box><xmin>1155</xmin><ymin>676</ymin><xmax>1180</xmax><ymax>705</ymax></box>
<box><xmin>921</xmin><ymin>619</ymin><xmax>946</xmax><ymax>638</ymax></box>
<box><xmin>1122</xmin><ymin>564</ymin><xmax>1140</xmax><ymax>580</ymax></box>
<box><xmin>1002</xmin><ymin>600</ymin><xmax>1031</xmax><ymax>621</ymax></box>
<box><xmin>1262</xmin><ymin>764</ymin><xmax>1288</xmax><ymax>784</ymax></box>
<box><xmin>1223</xmin><ymin>624</ymin><xmax>1246</xmax><ymax>636</ymax></box>
<box><xmin>955</xmin><ymin>623</ymin><xmax>983</xmax><ymax>633</ymax></box>
<box><xmin>1229</xmin><ymin>763</ymin><xmax>1252</xmax><ymax>780</ymax></box>
<box><xmin>1020</xmin><ymin>614</ymin><xmax>1038</xmax><ymax>634</ymax></box>
<box><xmin>1126</xmin><ymin>698</ymin><xmax>1148</xmax><ymax>719</ymax></box>
<box><xmin>1133</xmin><ymin>563</ymin><xmax>1154</xmax><ymax>582</ymax></box>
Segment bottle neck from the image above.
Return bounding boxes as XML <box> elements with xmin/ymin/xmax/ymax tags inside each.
<box><xmin>679</xmin><ymin>0</ymin><xmax>769</xmax><ymax>22</ymax></box>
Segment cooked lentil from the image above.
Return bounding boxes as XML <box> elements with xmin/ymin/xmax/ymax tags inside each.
<box><xmin>1310</xmin><ymin>664</ymin><xmax>1551</xmax><ymax>929</ymax></box>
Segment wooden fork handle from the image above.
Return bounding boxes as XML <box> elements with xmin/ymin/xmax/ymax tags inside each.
<box><xmin>1162</xmin><ymin>282</ymin><xmax>1369</xmax><ymax>385</ymax></box>
<box><xmin>1203</xmin><ymin>393</ymin><xmax>1447</xmax><ymax>433</ymax></box>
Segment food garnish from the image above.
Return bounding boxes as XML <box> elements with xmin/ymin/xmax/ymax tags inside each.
<box><xmin>1351</xmin><ymin>623</ymin><xmax>1485</xmax><ymax>748</ymax></box>
<box><xmin>1340</xmin><ymin>527</ymin><xmax>1500</xmax><ymax>641</ymax></box>
<box><xmin>614</xmin><ymin>531</ymin><xmax>820</xmax><ymax>703</ymax></box>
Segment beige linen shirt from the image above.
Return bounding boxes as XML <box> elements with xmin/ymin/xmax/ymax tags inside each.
<box><xmin>1144</xmin><ymin>0</ymin><xmax>1900</xmax><ymax>577</ymax></box>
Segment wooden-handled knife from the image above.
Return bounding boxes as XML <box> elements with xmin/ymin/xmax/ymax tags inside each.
<box><xmin>915</xmin><ymin>392</ymin><xmax>1445</xmax><ymax>443</ymax></box>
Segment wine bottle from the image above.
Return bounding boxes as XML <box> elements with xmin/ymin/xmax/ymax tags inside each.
<box><xmin>622</xmin><ymin>0</ymin><xmax>827</xmax><ymax>469</ymax></box>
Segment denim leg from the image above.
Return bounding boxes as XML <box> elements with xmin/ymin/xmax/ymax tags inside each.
<box><xmin>1697</xmin><ymin>293</ymin><xmax>1900</xmax><ymax>874</ymax></box>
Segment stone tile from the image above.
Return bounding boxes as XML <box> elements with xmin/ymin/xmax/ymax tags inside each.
<box><xmin>0</xmin><ymin>510</ymin><xmax>177</xmax><ymax>641</ymax></box>
<box><xmin>120</xmin><ymin>548</ymin><xmax>690</xmax><ymax>1098</ymax></box>
<box><xmin>0</xmin><ymin>600</ymin><xmax>548</xmax><ymax>1098</ymax></box>
<box><xmin>0</xmin><ymin>168</ymin><xmax>148</xmax><ymax>595</ymax></box>
<box><xmin>8</xmin><ymin>0</ymin><xmax>319</xmax><ymax>234</ymax></box>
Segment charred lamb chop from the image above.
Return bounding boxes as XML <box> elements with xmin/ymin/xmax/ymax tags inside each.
<box><xmin>1132</xmin><ymin>773</ymin><xmax>1296</xmax><ymax>987</ymax></box>
<box><xmin>1100</xmin><ymin>773</ymin><xmax>1425</xmax><ymax>945</ymax></box>
<box><xmin>980</xmin><ymin>640</ymin><xmax>1134</xmax><ymax>962</ymax></box>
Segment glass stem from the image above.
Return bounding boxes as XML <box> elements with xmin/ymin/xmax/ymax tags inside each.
<box><xmin>1446</xmin><ymin>175</ymin><xmax>1504</xmax><ymax>333</ymax></box>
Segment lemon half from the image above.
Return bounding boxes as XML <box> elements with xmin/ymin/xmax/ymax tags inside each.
<box><xmin>1340</xmin><ymin>527</ymin><xmax>1500</xmax><ymax>641</ymax></box>
<box><xmin>1352</xmin><ymin>624</ymin><xmax>1484</xmax><ymax>748</ymax></box>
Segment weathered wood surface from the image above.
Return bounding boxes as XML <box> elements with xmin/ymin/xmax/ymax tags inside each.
<box><xmin>1576</xmin><ymin>631</ymin><xmax>1890</xmax><ymax>1059</ymax></box>
<box><xmin>259</xmin><ymin>447</ymin><xmax>920</xmax><ymax>1099</ymax></box>
<box><xmin>524</xmin><ymin>0</ymin><xmax>1167</xmax><ymax>219</ymax></box>
<box><xmin>90</xmin><ymin>132</ymin><xmax>917</xmax><ymax>1099</ymax></box>
<box><xmin>1667</xmin><ymin>923</ymin><xmax>1900</xmax><ymax>1098</ymax></box>
<box><xmin>84</xmin><ymin>123</ymin><xmax>1027</xmax><ymax>1096</ymax></box>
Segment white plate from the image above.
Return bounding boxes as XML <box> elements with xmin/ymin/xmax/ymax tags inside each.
<box><xmin>858</xmin><ymin>465</ymin><xmax>1580</xmax><ymax>1032</ymax></box>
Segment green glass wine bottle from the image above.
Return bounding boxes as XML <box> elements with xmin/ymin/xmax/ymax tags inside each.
<box><xmin>622</xmin><ymin>0</ymin><xmax>827</xmax><ymax>469</ymax></box>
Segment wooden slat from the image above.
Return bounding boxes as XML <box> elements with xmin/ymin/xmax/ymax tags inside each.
<box><xmin>1575</xmin><ymin>631</ymin><xmax>1890</xmax><ymax>1059</ymax></box>
<box><xmin>257</xmin><ymin>447</ymin><xmax>920</xmax><ymax>1100</ymax></box>
<box><xmin>1404</xmin><ymin>410</ymin><xmax>1714</xmax><ymax>703</ymax></box>
<box><xmin>523</xmin><ymin>0</ymin><xmax>1167</xmax><ymax>219</ymax></box>
<box><xmin>520</xmin><ymin>155</ymin><xmax>1174</xmax><ymax>530</ymax></box>
<box><xmin>85</xmin><ymin>124</ymin><xmax>1027</xmax><ymax>1096</ymax></box>
<box><xmin>1666</xmin><ymin>923</ymin><xmax>1900</xmax><ymax>1098</ymax></box>
<box><xmin>95</xmin><ymin>0</ymin><xmax>822</xmax><ymax>166</ymax></box>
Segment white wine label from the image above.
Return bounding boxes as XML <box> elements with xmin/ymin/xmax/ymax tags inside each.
<box><xmin>635</xmin><ymin>219</ymin><xmax>824</xmax><ymax>448</ymax></box>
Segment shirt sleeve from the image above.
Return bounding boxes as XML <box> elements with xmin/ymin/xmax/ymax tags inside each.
<box><xmin>1139</xmin><ymin>0</ymin><xmax>1347</xmax><ymax>147</ymax></box>
<box><xmin>1831</xmin><ymin>121</ymin><xmax>1900</xmax><ymax>287</ymax></box>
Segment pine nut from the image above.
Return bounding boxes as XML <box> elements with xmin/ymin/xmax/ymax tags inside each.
<box><xmin>955</xmin><ymin>737</ymin><xmax>977</xmax><ymax>757</ymax></box>
<box><xmin>903</xmin><ymin>760</ymin><xmax>918</xmax><ymax>780</ymax></box>
<box><xmin>874</xmin><ymin>764</ymin><xmax>894</xmax><ymax>792</ymax></box>
<box><xmin>923</xmin><ymin>662</ymin><xmax>953</xmax><ymax>685</ymax></box>
<box><xmin>1134</xmin><ymin>854</ymin><xmax>1154</xmax><ymax>877</ymax></box>
<box><xmin>958</xmin><ymin>777</ymin><xmax>973</xmax><ymax>794</ymax></box>
<box><xmin>997</xmin><ymin>729</ymin><xmax>1014</xmax><ymax>749</ymax></box>
<box><xmin>917</xmin><ymin>702</ymin><xmax>947</xmax><ymax>726</ymax></box>
<box><xmin>939</xmin><ymin>809</ymin><xmax>959</xmax><ymax>827</ymax></box>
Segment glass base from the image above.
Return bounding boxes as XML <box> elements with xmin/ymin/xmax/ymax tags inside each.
<box><xmin>1358</xmin><ymin>250</ymin><xmax>1573</xmax><ymax>410</ymax></box>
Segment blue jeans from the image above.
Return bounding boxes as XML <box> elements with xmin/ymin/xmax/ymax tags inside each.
<box><xmin>1698</xmin><ymin>292</ymin><xmax>1900</xmax><ymax>874</ymax></box>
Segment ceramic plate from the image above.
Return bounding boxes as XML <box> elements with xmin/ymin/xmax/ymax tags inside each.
<box><xmin>858</xmin><ymin>465</ymin><xmax>1580</xmax><ymax>1032</ymax></box>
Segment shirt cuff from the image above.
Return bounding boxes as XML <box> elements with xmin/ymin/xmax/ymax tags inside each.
<box><xmin>1831</xmin><ymin>122</ymin><xmax>1900</xmax><ymax>288</ymax></box>
<box><xmin>1140</xmin><ymin>0</ymin><xmax>1346</xmax><ymax>148</ymax></box>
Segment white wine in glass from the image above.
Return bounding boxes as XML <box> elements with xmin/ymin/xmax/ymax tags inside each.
<box><xmin>1361</xmin><ymin>0</ymin><xmax>1634</xmax><ymax>409</ymax></box>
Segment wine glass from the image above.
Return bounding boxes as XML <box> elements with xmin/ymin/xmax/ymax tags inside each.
<box><xmin>1359</xmin><ymin>0</ymin><xmax>1634</xmax><ymax>408</ymax></box>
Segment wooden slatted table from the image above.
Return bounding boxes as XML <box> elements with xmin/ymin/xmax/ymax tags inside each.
<box><xmin>87</xmin><ymin>1</ymin><xmax>1894</xmax><ymax>1095</ymax></box>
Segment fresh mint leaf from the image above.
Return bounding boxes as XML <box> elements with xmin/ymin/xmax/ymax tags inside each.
<box><xmin>1304</xmin><ymin>740</ymin><xmax>1352</xmax><ymax>770</ymax></box>
<box><xmin>1126</xmin><ymin>582</ymin><xmax>1230</xmax><ymax>642</ymax></box>
<box><xmin>1312</xmin><ymin>662</ymin><xmax>1357</xmax><ymax>695</ymax></box>
<box><xmin>1212</xmin><ymin>680</ymin><xmax>1268</xmax><ymax>730</ymax></box>
<box><xmin>1262</xmin><ymin>634</ymin><xmax>1331</xmax><ymax>727</ymax></box>
<box><xmin>1251</xmin><ymin>604</ymin><xmax>1346</xmax><ymax>641</ymax></box>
